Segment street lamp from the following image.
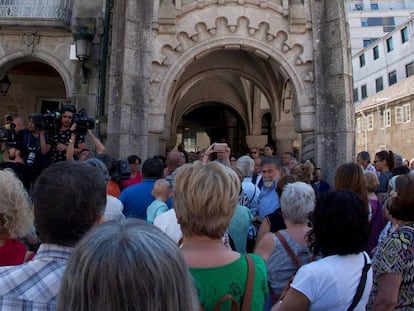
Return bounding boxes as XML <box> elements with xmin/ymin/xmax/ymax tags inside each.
<box><xmin>0</xmin><ymin>74</ymin><xmax>11</xmax><ymax>96</ymax></box>
<box><xmin>73</xmin><ymin>27</ymin><xmax>94</xmax><ymax>83</ymax></box>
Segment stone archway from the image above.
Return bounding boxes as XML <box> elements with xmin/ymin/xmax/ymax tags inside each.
<box><xmin>150</xmin><ymin>2</ymin><xmax>315</xmax><ymax>157</ymax></box>
<box><xmin>0</xmin><ymin>58</ymin><xmax>68</xmax><ymax>119</ymax></box>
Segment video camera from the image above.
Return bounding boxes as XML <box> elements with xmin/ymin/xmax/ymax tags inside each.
<box><xmin>31</xmin><ymin>107</ymin><xmax>95</xmax><ymax>136</ymax></box>
<box><xmin>31</xmin><ymin>112</ymin><xmax>61</xmax><ymax>132</ymax></box>
<box><xmin>0</xmin><ymin>116</ymin><xmax>16</xmax><ymax>142</ymax></box>
<box><xmin>95</xmin><ymin>154</ymin><xmax>131</xmax><ymax>181</ymax></box>
<box><xmin>73</xmin><ymin>108</ymin><xmax>95</xmax><ymax>136</ymax></box>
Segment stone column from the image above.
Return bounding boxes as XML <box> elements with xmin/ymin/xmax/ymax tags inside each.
<box><xmin>106</xmin><ymin>0</ymin><xmax>153</xmax><ymax>159</ymax></box>
<box><xmin>311</xmin><ymin>0</ymin><xmax>354</xmax><ymax>186</ymax></box>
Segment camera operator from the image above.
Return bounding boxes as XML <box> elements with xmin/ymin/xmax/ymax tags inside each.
<box><xmin>16</xmin><ymin>113</ymin><xmax>52</xmax><ymax>185</ymax></box>
<box><xmin>42</xmin><ymin>105</ymin><xmax>86</xmax><ymax>163</ymax></box>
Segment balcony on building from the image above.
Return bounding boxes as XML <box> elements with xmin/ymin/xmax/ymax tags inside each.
<box><xmin>0</xmin><ymin>0</ymin><xmax>73</xmax><ymax>29</ymax></box>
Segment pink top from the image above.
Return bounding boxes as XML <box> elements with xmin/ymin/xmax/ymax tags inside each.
<box><xmin>121</xmin><ymin>171</ymin><xmax>143</xmax><ymax>189</ymax></box>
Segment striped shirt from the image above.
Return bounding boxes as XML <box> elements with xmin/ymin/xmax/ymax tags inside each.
<box><xmin>0</xmin><ymin>243</ymin><xmax>72</xmax><ymax>311</ymax></box>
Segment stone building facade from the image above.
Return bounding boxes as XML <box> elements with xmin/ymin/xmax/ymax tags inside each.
<box><xmin>0</xmin><ymin>0</ymin><xmax>354</xmax><ymax>184</ymax></box>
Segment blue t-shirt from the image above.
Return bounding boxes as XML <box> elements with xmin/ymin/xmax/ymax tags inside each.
<box><xmin>120</xmin><ymin>179</ymin><xmax>172</xmax><ymax>219</ymax></box>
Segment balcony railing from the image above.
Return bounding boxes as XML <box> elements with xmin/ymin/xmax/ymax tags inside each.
<box><xmin>0</xmin><ymin>0</ymin><xmax>73</xmax><ymax>28</ymax></box>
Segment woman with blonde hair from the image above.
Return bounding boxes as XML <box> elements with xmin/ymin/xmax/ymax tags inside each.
<box><xmin>175</xmin><ymin>161</ymin><xmax>268</xmax><ymax>310</ymax></box>
<box><xmin>0</xmin><ymin>169</ymin><xmax>34</xmax><ymax>266</ymax></box>
<box><xmin>57</xmin><ymin>219</ymin><xmax>199</xmax><ymax>311</ymax></box>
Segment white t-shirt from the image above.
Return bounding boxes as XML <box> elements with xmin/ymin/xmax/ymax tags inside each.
<box><xmin>153</xmin><ymin>209</ymin><xmax>182</xmax><ymax>244</ymax></box>
<box><xmin>104</xmin><ymin>195</ymin><xmax>126</xmax><ymax>222</ymax></box>
<box><xmin>291</xmin><ymin>252</ymin><xmax>372</xmax><ymax>311</ymax></box>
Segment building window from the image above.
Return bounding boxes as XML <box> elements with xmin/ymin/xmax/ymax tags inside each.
<box><xmin>386</xmin><ymin>37</ymin><xmax>393</xmax><ymax>52</ymax></box>
<box><xmin>395</xmin><ymin>106</ymin><xmax>403</xmax><ymax>123</ymax></box>
<box><xmin>373</xmin><ymin>46</ymin><xmax>379</xmax><ymax>60</ymax></box>
<box><xmin>355</xmin><ymin>3</ymin><xmax>363</xmax><ymax>10</ymax></box>
<box><xmin>383</xmin><ymin>109</ymin><xmax>391</xmax><ymax>128</ymax></box>
<box><xmin>388</xmin><ymin>70</ymin><xmax>397</xmax><ymax>86</ymax></box>
<box><xmin>353</xmin><ymin>88</ymin><xmax>359</xmax><ymax>102</ymax></box>
<box><xmin>375</xmin><ymin>77</ymin><xmax>383</xmax><ymax>92</ymax></box>
<box><xmin>401</xmin><ymin>27</ymin><xmax>409</xmax><ymax>43</ymax></box>
<box><xmin>359</xmin><ymin>54</ymin><xmax>365</xmax><ymax>67</ymax></box>
<box><xmin>361</xmin><ymin>19</ymin><xmax>368</xmax><ymax>27</ymax></box>
<box><xmin>361</xmin><ymin>85</ymin><xmax>367</xmax><ymax>99</ymax></box>
<box><xmin>363</xmin><ymin>39</ymin><xmax>371</xmax><ymax>47</ymax></box>
<box><xmin>367</xmin><ymin>114</ymin><xmax>374</xmax><ymax>131</ymax></box>
<box><xmin>371</xmin><ymin>3</ymin><xmax>379</xmax><ymax>10</ymax></box>
<box><xmin>395</xmin><ymin>104</ymin><xmax>411</xmax><ymax>124</ymax></box>
<box><xmin>406</xmin><ymin>62</ymin><xmax>414</xmax><ymax>78</ymax></box>
<box><xmin>360</xmin><ymin>114</ymin><xmax>374</xmax><ymax>131</ymax></box>
<box><xmin>404</xmin><ymin>103</ymin><xmax>411</xmax><ymax>123</ymax></box>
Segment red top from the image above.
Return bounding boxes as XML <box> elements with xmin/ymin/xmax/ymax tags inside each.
<box><xmin>120</xmin><ymin>171</ymin><xmax>143</xmax><ymax>189</ymax></box>
<box><xmin>0</xmin><ymin>239</ymin><xmax>34</xmax><ymax>266</ymax></box>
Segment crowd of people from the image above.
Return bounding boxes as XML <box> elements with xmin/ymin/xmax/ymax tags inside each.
<box><xmin>1</xmin><ymin>111</ymin><xmax>414</xmax><ymax>311</ymax></box>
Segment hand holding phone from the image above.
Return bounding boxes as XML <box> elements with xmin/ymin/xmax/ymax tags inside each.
<box><xmin>214</xmin><ymin>143</ymin><xmax>228</xmax><ymax>152</ymax></box>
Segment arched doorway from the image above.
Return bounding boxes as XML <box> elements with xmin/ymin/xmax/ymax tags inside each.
<box><xmin>176</xmin><ymin>102</ymin><xmax>247</xmax><ymax>154</ymax></box>
<box><xmin>162</xmin><ymin>47</ymin><xmax>302</xmax><ymax>157</ymax></box>
<box><xmin>0</xmin><ymin>60</ymin><xmax>67</xmax><ymax>121</ymax></box>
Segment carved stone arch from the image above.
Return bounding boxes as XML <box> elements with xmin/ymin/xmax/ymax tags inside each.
<box><xmin>153</xmin><ymin>36</ymin><xmax>313</xmax><ymax>140</ymax></box>
<box><xmin>0</xmin><ymin>51</ymin><xmax>73</xmax><ymax>97</ymax></box>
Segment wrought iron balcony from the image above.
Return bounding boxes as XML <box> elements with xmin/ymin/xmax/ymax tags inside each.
<box><xmin>0</xmin><ymin>0</ymin><xmax>73</xmax><ymax>28</ymax></box>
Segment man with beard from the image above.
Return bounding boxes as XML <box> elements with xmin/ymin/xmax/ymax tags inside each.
<box><xmin>41</xmin><ymin>105</ymin><xmax>86</xmax><ymax>162</ymax></box>
<box><xmin>0</xmin><ymin>141</ymin><xmax>30</xmax><ymax>189</ymax></box>
<box><xmin>257</xmin><ymin>156</ymin><xmax>282</xmax><ymax>221</ymax></box>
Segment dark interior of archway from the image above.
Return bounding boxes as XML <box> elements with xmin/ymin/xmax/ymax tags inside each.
<box><xmin>8</xmin><ymin>61</ymin><xmax>60</xmax><ymax>77</ymax></box>
<box><xmin>177</xmin><ymin>102</ymin><xmax>248</xmax><ymax>155</ymax></box>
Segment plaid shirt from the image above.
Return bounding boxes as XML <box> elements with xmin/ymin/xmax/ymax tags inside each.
<box><xmin>0</xmin><ymin>243</ymin><xmax>73</xmax><ymax>311</ymax></box>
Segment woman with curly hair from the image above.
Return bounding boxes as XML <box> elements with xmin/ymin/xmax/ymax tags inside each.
<box><xmin>272</xmin><ymin>191</ymin><xmax>372</xmax><ymax>310</ymax></box>
<box><xmin>0</xmin><ymin>169</ymin><xmax>35</xmax><ymax>266</ymax></box>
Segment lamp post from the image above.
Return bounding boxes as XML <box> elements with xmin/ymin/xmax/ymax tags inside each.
<box><xmin>73</xmin><ymin>27</ymin><xmax>94</xmax><ymax>83</ymax></box>
<box><xmin>0</xmin><ymin>74</ymin><xmax>11</xmax><ymax>96</ymax></box>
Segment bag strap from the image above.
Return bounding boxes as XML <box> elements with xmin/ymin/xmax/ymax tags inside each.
<box><xmin>212</xmin><ymin>295</ymin><xmax>239</xmax><ymax>311</ymax></box>
<box><xmin>346</xmin><ymin>253</ymin><xmax>371</xmax><ymax>311</ymax></box>
<box><xmin>241</xmin><ymin>254</ymin><xmax>255</xmax><ymax>311</ymax></box>
<box><xmin>248</xmin><ymin>186</ymin><xmax>257</xmax><ymax>205</ymax></box>
<box><xmin>275</xmin><ymin>232</ymin><xmax>301</xmax><ymax>268</ymax></box>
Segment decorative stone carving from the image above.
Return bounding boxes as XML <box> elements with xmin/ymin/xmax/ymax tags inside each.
<box><xmin>21</xmin><ymin>33</ymin><xmax>40</xmax><ymax>56</ymax></box>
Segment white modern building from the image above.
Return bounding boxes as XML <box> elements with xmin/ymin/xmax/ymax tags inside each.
<box><xmin>353</xmin><ymin>16</ymin><xmax>414</xmax><ymax>158</ymax></box>
<box><xmin>353</xmin><ymin>17</ymin><xmax>414</xmax><ymax>102</ymax></box>
<box><xmin>347</xmin><ymin>0</ymin><xmax>414</xmax><ymax>55</ymax></box>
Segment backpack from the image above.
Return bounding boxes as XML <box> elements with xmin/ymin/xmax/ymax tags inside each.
<box><xmin>200</xmin><ymin>254</ymin><xmax>255</xmax><ymax>311</ymax></box>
